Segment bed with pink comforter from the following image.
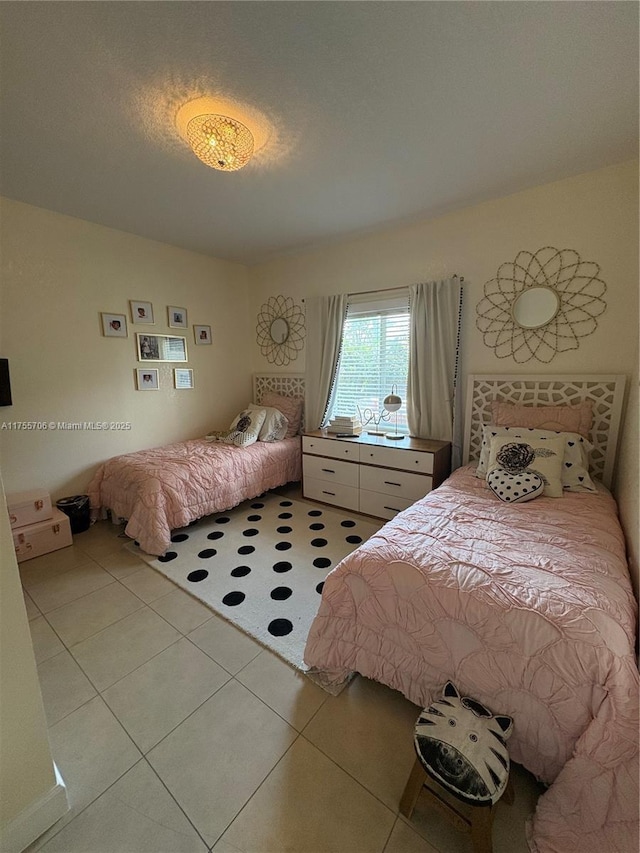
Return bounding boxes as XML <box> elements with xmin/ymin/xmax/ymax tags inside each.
<box><xmin>304</xmin><ymin>465</ymin><xmax>639</xmax><ymax>853</ymax></box>
<box><xmin>88</xmin><ymin>436</ymin><xmax>301</xmax><ymax>556</ymax></box>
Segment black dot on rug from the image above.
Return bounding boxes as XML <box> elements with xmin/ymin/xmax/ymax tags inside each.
<box><xmin>279</xmin><ymin>500</ymin><xmax>293</xmax><ymax>507</ymax></box>
<box><xmin>222</xmin><ymin>591</ymin><xmax>246</xmax><ymax>606</ymax></box>
<box><xmin>308</xmin><ymin>510</ymin><xmax>323</xmax><ymax>517</ymax></box>
<box><xmin>247</xmin><ymin>515</ymin><xmax>262</xmax><ymax>522</ymax></box>
<box><xmin>197</xmin><ymin>548</ymin><xmax>217</xmax><ymax>558</ymax></box>
<box><xmin>316</xmin><ymin>581</ymin><xmax>325</xmax><ymax>594</ymax></box>
<box><xmin>238</xmin><ymin>545</ymin><xmax>255</xmax><ymax>555</ymax></box>
<box><xmin>268</xmin><ymin>618</ymin><xmax>293</xmax><ymax>636</ymax></box>
<box><xmin>207</xmin><ymin>530</ymin><xmax>224</xmax><ymax>541</ymax></box>
<box><xmin>242</xmin><ymin>529</ymin><xmax>259</xmax><ymax>537</ymax></box>
<box><xmin>171</xmin><ymin>533</ymin><xmax>189</xmax><ymax>543</ymax></box>
<box><xmin>309</xmin><ymin>523</ymin><xmax>325</xmax><ymax>531</ymax></box>
<box><xmin>250</xmin><ymin>502</ymin><xmax>264</xmax><ymax>509</ymax></box>
<box><xmin>216</xmin><ymin>516</ymin><xmax>231</xmax><ymax>524</ymax></box>
<box><xmin>273</xmin><ymin>561</ymin><xmax>292</xmax><ymax>573</ymax></box>
<box><xmin>231</xmin><ymin>566</ymin><xmax>252</xmax><ymax>577</ymax></box>
<box><xmin>270</xmin><ymin>586</ymin><xmax>292</xmax><ymax>601</ymax></box>
<box><xmin>187</xmin><ymin>569</ymin><xmax>209</xmax><ymax>582</ymax></box>
<box><xmin>313</xmin><ymin>557</ymin><xmax>331</xmax><ymax>569</ymax></box>
<box><xmin>278</xmin><ymin>512</ymin><xmax>293</xmax><ymax>519</ymax></box>
<box><xmin>275</xmin><ymin>541</ymin><xmax>292</xmax><ymax>551</ymax></box>
<box><xmin>341</xmin><ymin>520</ymin><xmax>356</xmax><ymax>528</ymax></box>
<box><xmin>158</xmin><ymin>551</ymin><xmax>177</xmax><ymax>562</ymax></box>
<box><xmin>311</xmin><ymin>538</ymin><xmax>328</xmax><ymax>548</ymax></box>
<box><xmin>346</xmin><ymin>535</ymin><xmax>363</xmax><ymax>544</ymax></box>
<box><xmin>277</xmin><ymin>526</ymin><xmax>292</xmax><ymax>534</ymax></box>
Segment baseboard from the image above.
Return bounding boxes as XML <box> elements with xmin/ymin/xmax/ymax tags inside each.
<box><xmin>0</xmin><ymin>764</ymin><xmax>69</xmax><ymax>853</ymax></box>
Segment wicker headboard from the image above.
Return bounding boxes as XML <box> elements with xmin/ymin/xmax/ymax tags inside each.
<box><xmin>463</xmin><ymin>374</ymin><xmax>626</xmax><ymax>488</ymax></box>
<box><xmin>253</xmin><ymin>373</ymin><xmax>305</xmax><ymax>403</ymax></box>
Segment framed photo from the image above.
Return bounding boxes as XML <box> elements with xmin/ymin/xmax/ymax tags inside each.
<box><xmin>194</xmin><ymin>324</ymin><xmax>212</xmax><ymax>345</ymax></box>
<box><xmin>168</xmin><ymin>306</ymin><xmax>188</xmax><ymax>329</ymax></box>
<box><xmin>130</xmin><ymin>300</ymin><xmax>155</xmax><ymax>324</ymax></box>
<box><xmin>136</xmin><ymin>333</ymin><xmax>188</xmax><ymax>362</ymax></box>
<box><xmin>174</xmin><ymin>368</ymin><xmax>194</xmax><ymax>390</ymax></box>
<box><xmin>135</xmin><ymin>368</ymin><xmax>159</xmax><ymax>390</ymax></box>
<box><xmin>101</xmin><ymin>313</ymin><xmax>128</xmax><ymax>338</ymax></box>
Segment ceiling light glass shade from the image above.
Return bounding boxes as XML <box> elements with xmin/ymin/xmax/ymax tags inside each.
<box><xmin>186</xmin><ymin>114</ymin><xmax>254</xmax><ymax>172</ymax></box>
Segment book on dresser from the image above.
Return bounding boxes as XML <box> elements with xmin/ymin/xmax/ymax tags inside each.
<box><xmin>327</xmin><ymin>415</ymin><xmax>362</xmax><ymax>434</ymax></box>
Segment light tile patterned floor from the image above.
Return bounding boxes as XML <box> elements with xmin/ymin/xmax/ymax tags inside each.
<box><xmin>23</xmin><ymin>500</ymin><xmax>543</xmax><ymax>853</ymax></box>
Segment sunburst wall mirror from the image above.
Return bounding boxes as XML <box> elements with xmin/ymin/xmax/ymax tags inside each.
<box><xmin>256</xmin><ymin>295</ymin><xmax>305</xmax><ymax>366</ymax></box>
<box><xmin>476</xmin><ymin>246</ymin><xmax>607</xmax><ymax>363</ymax></box>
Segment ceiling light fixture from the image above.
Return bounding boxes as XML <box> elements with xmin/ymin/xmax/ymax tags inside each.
<box><xmin>186</xmin><ymin>114</ymin><xmax>254</xmax><ymax>172</ymax></box>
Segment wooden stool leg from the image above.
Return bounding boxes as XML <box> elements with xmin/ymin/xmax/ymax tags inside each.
<box><xmin>469</xmin><ymin>805</ymin><xmax>495</xmax><ymax>853</ymax></box>
<box><xmin>399</xmin><ymin>757</ymin><xmax>428</xmax><ymax>819</ymax></box>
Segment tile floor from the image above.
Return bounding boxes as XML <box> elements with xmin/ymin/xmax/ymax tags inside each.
<box><xmin>22</xmin><ymin>494</ymin><xmax>544</xmax><ymax>853</ymax></box>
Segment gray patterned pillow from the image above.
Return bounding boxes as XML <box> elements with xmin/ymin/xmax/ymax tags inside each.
<box><xmin>222</xmin><ymin>408</ymin><xmax>266</xmax><ymax>447</ymax></box>
<box><xmin>247</xmin><ymin>404</ymin><xmax>289</xmax><ymax>442</ymax></box>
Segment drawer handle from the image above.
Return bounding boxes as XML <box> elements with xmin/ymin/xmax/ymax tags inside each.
<box><xmin>321</xmin><ymin>468</ymin><xmax>335</xmax><ymax>474</ymax></box>
<box><xmin>384</xmin><ymin>481</ymin><xmax>402</xmax><ymax>487</ymax></box>
<box><xmin>384</xmin><ymin>506</ymin><xmax>402</xmax><ymax>512</ymax></box>
<box><xmin>322</xmin><ymin>490</ymin><xmax>336</xmax><ymax>496</ymax></box>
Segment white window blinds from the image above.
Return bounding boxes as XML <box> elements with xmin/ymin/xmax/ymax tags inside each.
<box><xmin>330</xmin><ymin>293</ymin><xmax>410</xmax><ymax>430</ymax></box>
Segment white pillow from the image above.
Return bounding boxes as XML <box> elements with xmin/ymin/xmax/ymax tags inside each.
<box><xmin>487</xmin><ymin>433</ymin><xmax>565</xmax><ymax>498</ymax></box>
<box><xmin>476</xmin><ymin>425</ymin><xmax>597</xmax><ymax>492</ymax></box>
<box><xmin>222</xmin><ymin>408</ymin><xmax>266</xmax><ymax>447</ymax></box>
<box><xmin>247</xmin><ymin>403</ymin><xmax>288</xmax><ymax>442</ymax></box>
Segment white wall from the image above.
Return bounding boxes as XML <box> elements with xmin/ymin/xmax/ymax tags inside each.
<box><xmin>0</xmin><ymin>199</ymin><xmax>252</xmax><ymax>500</ymax></box>
<box><xmin>249</xmin><ymin>161</ymin><xmax>639</xmax><ymax>596</ymax></box>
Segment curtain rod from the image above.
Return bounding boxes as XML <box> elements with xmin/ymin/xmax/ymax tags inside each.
<box><xmin>301</xmin><ymin>276</ymin><xmax>463</xmax><ymax>302</ymax></box>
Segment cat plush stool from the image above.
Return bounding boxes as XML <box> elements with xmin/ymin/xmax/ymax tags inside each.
<box><xmin>400</xmin><ymin>682</ymin><xmax>514</xmax><ymax>853</ymax></box>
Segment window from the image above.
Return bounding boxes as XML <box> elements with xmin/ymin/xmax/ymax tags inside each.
<box><xmin>329</xmin><ymin>294</ymin><xmax>410</xmax><ymax>430</ymax></box>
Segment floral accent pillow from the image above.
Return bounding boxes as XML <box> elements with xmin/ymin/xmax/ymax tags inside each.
<box><xmin>221</xmin><ymin>408</ymin><xmax>267</xmax><ymax>447</ymax></box>
<box><xmin>487</xmin><ymin>434</ymin><xmax>565</xmax><ymax>498</ymax></box>
<box><xmin>490</xmin><ymin>400</ymin><xmax>592</xmax><ymax>440</ymax></box>
<box><xmin>476</xmin><ymin>426</ymin><xmax>597</xmax><ymax>492</ymax></box>
<box><xmin>260</xmin><ymin>392</ymin><xmax>304</xmax><ymax>438</ymax></box>
<box><xmin>247</xmin><ymin>403</ymin><xmax>288</xmax><ymax>442</ymax></box>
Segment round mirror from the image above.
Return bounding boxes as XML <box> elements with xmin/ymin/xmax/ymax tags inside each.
<box><xmin>512</xmin><ymin>287</ymin><xmax>559</xmax><ymax>329</ymax></box>
<box><xmin>270</xmin><ymin>317</ymin><xmax>289</xmax><ymax>344</ymax></box>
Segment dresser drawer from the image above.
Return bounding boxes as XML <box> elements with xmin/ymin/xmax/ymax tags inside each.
<box><xmin>302</xmin><ymin>436</ymin><xmax>360</xmax><ymax>461</ymax></box>
<box><xmin>303</xmin><ymin>455</ymin><xmax>359</xmax><ymax>488</ymax></box>
<box><xmin>360</xmin><ymin>464</ymin><xmax>432</xmax><ymax>501</ymax></box>
<box><xmin>359</xmin><ymin>444</ymin><xmax>434</xmax><ymax>474</ymax></box>
<box><xmin>303</xmin><ymin>476</ymin><xmax>359</xmax><ymax>511</ymax></box>
<box><xmin>359</xmin><ymin>489</ymin><xmax>414</xmax><ymax>520</ymax></box>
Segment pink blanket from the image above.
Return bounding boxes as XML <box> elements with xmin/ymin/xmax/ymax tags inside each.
<box><xmin>304</xmin><ymin>466</ymin><xmax>639</xmax><ymax>852</ymax></box>
<box><xmin>88</xmin><ymin>437</ymin><xmax>301</xmax><ymax>556</ymax></box>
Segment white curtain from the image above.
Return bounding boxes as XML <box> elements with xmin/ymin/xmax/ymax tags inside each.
<box><xmin>304</xmin><ymin>294</ymin><xmax>348</xmax><ymax>430</ymax></box>
<box><xmin>407</xmin><ymin>279</ymin><xmax>464</xmax><ymax>468</ymax></box>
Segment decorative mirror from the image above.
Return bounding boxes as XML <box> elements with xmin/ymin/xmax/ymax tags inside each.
<box><xmin>256</xmin><ymin>295</ymin><xmax>305</xmax><ymax>365</ymax></box>
<box><xmin>476</xmin><ymin>246</ymin><xmax>607</xmax><ymax>363</ymax></box>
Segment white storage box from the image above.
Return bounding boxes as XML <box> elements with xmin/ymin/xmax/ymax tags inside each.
<box><xmin>7</xmin><ymin>488</ymin><xmax>53</xmax><ymax>530</ymax></box>
<box><xmin>13</xmin><ymin>508</ymin><xmax>73</xmax><ymax>562</ymax></box>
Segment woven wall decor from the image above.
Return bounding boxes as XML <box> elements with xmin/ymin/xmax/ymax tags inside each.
<box><xmin>256</xmin><ymin>295</ymin><xmax>305</xmax><ymax>366</ymax></box>
<box><xmin>476</xmin><ymin>247</ymin><xmax>607</xmax><ymax>363</ymax></box>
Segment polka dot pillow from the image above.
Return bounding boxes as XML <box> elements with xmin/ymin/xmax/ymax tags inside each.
<box><xmin>486</xmin><ymin>434</ymin><xmax>565</xmax><ymax>501</ymax></box>
<box><xmin>476</xmin><ymin>426</ymin><xmax>597</xmax><ymax>493</ymax></box>
<box><xmin>221</xmin><ymin>408</ymin><xmax>267</xmax><ymax>447</ymax></box>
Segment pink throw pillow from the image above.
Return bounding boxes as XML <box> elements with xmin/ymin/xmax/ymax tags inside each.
<box><xmin>260</xmin><ymin>392</ymin><xmax>304</xmax><ymax>438</ymax></box>
<box><xmin>490</xmin><ymin>400</ymin><xmax>592</xmax><ymax>440</ymax></box>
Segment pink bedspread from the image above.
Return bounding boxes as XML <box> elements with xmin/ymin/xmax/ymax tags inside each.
<box><xmin>304</xmin><ymin>466</ymin><xmax>639</xmax><ymax>853</ymax></box>
<box><xmin>88</xmin><ymin>437</ymin><xmax>301</xmax><ymax>556</ymax></box>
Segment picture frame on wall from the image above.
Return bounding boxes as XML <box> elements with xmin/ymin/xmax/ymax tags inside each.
<box><xmin>136</xmin><ymin>333</ymin><xmax>188</xmax><ymax>362</ymax></box>
<box><xmin>101</xmin><ymin>313</ymin><xmax>128</xmax><ymax>338</ymax></box>
<box><xmin>194</xmin><ymin>324</ymin><xmax>212</xmax><ymax>345</ymax></box>
<box><xmin>174</xmin><ymin>368</ymin><xmax>194</xmax><ymax>390</ymax></box>
<box><xmin>130</xmin><ymin>300</ymin><xmax>155</xmax><ymax>324</ymax></box>
<box><xmin>168</xmin><ymin>306</ymin><xmax>188</xmax><ymax>329</ymax></box>
<box><xmin>135</xmin><ymin>368</ymin><xmax>159</xmax><ymax>390</ymax></box>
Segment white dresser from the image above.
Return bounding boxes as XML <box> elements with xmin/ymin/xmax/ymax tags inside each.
<box><xmin>302</xmin><ymin>431</ymin><xmax>451</xmax><ymax>520</ymax></box>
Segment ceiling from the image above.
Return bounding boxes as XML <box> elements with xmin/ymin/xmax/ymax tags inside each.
<box><xmin>0</xmin><ymin>2</ymin><xmax>637</xmax><ymax>265</ymax></box>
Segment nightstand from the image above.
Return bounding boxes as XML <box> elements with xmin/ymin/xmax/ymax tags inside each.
<box><xmin>302</xmin><ymin>430</ymin><xmax>451</xmax><ymax>519</ymax></box>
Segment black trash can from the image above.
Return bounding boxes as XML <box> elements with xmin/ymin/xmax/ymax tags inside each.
<box><xmin>56</xmin><ymin>495</ymin><xmax>91</xmax><ymax>534</ymax></box>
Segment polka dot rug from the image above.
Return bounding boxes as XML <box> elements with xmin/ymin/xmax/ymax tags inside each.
<box><xmin>128</xmin><ymin>493</ymin><xmax>382</xmax><ymax>673</ymax></box>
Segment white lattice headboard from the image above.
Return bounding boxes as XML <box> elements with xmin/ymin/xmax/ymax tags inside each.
<box><xmin>463</xmin><ymin>374</ymin><xmax>626</xmax><ymax>488</ymax></box>
<box><xmin>253</xmin><ymin>373</ymin><xmax>305</xmax><ymax>403</ymax></box>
